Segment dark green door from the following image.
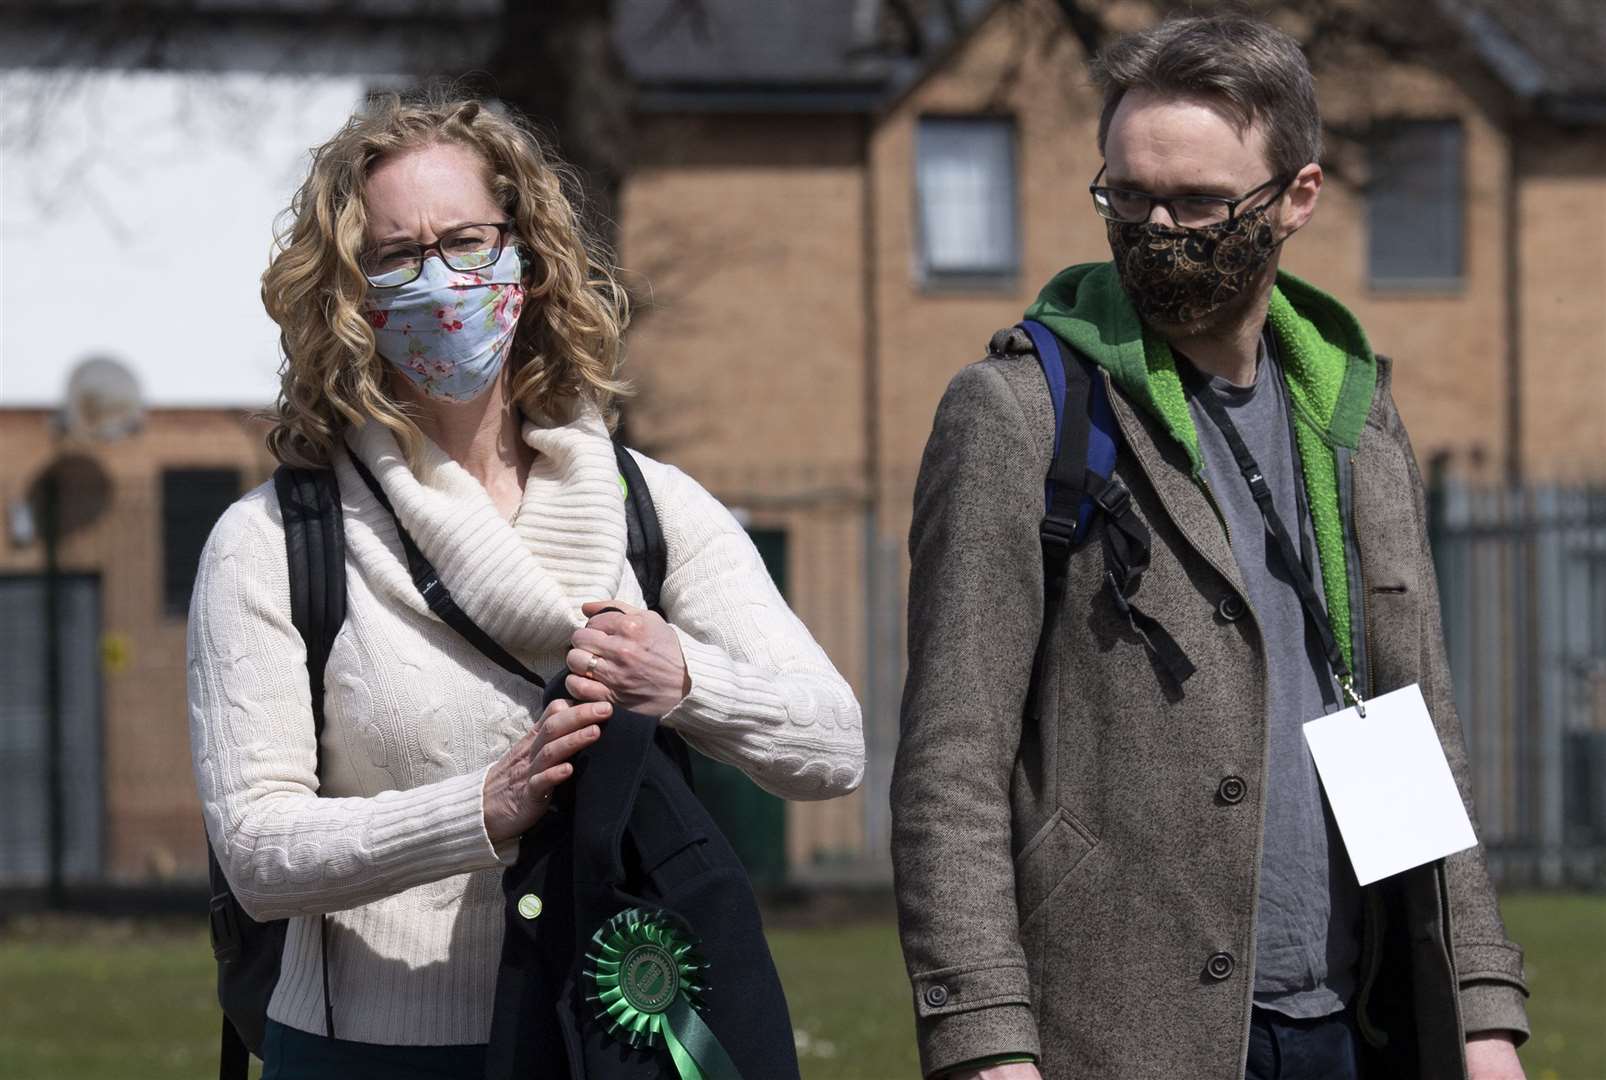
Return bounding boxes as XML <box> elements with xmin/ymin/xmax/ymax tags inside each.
<box><xmin>689</xmin><ymin>527</ymin><xmax>788</xmax><ymax>888</ymax></box>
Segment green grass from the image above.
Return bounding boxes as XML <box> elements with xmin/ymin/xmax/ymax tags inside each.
<box><xmin>0</xmin><ymin>919</ymin><xmax>237</xmax><ymax>1080</ymax></box>
<box><xmin>770</xmin><ymin>921</ymin><xmax>920</xmax><ymax>1078</ymax></box>
<box><xmin>1501</xmin><ymin>893</ymin><xmax>1606</xmax><ymax>1080</ymax></box>
<box><xmin>0</xmin><ymin>894</ymin><xmax>1599</xmax><ymax>1079</ymax></box>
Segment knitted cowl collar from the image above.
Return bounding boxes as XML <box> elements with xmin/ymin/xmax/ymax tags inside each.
<box><xmin>336</xmin><ymin>403</ymin><xmax>631</xmax><ymax>661</ymax></box>
<box><xmin>1023</xmin><ymin>261</ymin><xmax>1378</xmax><ymax>666</ymax></box>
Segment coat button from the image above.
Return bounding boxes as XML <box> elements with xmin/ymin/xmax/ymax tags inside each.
<box><xmin>1217</xmin><ymin>594</ymin><xmax>1247</xmax><ymax>622</ymax></box>
<box><xmin>1218</xmin><ymin>776</ymin><xmax>1247</xmax><ymax>804</ymax></box>
<box><xmin>1206</xmin><ymin>952</ymin><xmax>1235</xmax><ymax>981</ymax></box>
<box><xmin>924</xmin><ymin>984</ymin><xmax>950</xmax><ymax>1008</ymax></box>
<box><xmin>516</xmin><ymin>893</ymin><xmax>543</xmax><ymax>920</ymax></box>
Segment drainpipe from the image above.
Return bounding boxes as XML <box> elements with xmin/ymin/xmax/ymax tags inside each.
<box><xmin>860</xmin><ymin>109</ymin><xmax>892</xmax><ymax>871</ymax></box>
<box><xmin>862</xmin><ymin>111</ymin><xmax>881</xmax><ymax>539</ymax></box>
<box><xmin>1503</xmin><ymin>133</ymin><xmax>1522</xmax><ymax>488</ymax></box>
<box><xmin>43</xmin><ymin>464</ymin><xmax>65</xmax><ymax>909</ymax></box>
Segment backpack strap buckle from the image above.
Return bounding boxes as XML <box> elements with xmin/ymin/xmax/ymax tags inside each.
<box><xmin>1039</xmin><ymin>513</ymin><xmax>1079</xmax><ymax>558</ymax></box>
<box><xmin>209</xmin><ymin>892</ymin><xmax>242</xmax><ymax>962</ymax></box>
<box><xmin>1091</xmin><ymin>476</ymin><xmax>1131</xmax><ymax>520</ymax></box>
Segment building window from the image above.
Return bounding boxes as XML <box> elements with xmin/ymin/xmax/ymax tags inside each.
<box><xmin>1368</xmin><ymin>120</ymin><xmax>1464</xmax><ymax>288</ymax></box>
<box><xmin>915</xmin><ymin>115</ymin><xmax>1019</xmax><ymax>283</ymax></box>
<box><xmin>162</xmin><ymin>468</ymin><xmax>242</xmax><ymax>616</ymax></box>
<box><xmin>746</xmin><ymin>527</ymin><xmax>788</xmax><ymax>597</ymax></box>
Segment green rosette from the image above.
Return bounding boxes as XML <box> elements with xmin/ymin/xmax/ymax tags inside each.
<box><xmin>585</xmin><ymin>908</ymin><xmax>743</xmax><ymax>1080</ymax></box>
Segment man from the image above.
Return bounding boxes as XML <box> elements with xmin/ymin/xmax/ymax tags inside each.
<box><xmin>891</xmin><ymin>14</ymin><xmax>1529</xmax><ymax>1080</ymax></box>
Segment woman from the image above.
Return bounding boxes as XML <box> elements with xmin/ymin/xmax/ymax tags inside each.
<box><xmin>188</xmin><ymin>91</ymin><xmax>864</xmax><ymax>1076</ymax></box>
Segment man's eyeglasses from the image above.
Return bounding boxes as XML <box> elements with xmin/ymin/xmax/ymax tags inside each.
<box><xmin>361</xmin><ymin>221</ymin><xmax>516</xmax><ymax>287</ymax></box>
<box><xmin>1089</xmin><ymin>167</ymin><xmax>1292</xmax><ymax>229</ymax></box>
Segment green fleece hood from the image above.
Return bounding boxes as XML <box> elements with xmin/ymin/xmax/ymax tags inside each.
<box><xmin>1023</xmin><ymin>261</ymin><xmax>1378</xmax><ymax>668</ymax></box>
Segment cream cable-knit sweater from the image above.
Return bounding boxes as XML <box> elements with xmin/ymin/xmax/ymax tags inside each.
<box><xmin>187</xmin><ymin>407</ymin><xmax>864</xmax><ymax>1046</ymax></box>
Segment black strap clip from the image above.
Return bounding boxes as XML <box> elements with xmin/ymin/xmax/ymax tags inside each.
<box><xmin>1091</xmin><ymin>476</ymin><xmax>1132</xmax><ymax>520</ymax></box>
<box><xmin>1242</xmin><ymin>467</ymin><xmax>1273</xmax><ymax>506</ymax></box>
<box><xmin>1040</xmin><ymin>514</ymin><xmax>1079</xmax><ymax>557</ymax></box>
<box><xmin>1104</xmin><ymin>569</ymin><xmax>1132</xmax><ymax>607</ymax></box>
<box><xmin>208</xmin><ymin>892</ymin><xmax>241</xmax><ymax>962</ymax></box>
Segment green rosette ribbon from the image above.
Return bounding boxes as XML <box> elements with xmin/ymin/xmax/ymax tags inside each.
<box><xmin>585</xmin><ymin>908</ymin><xmax>743</xmax><ymax>1080</ymax></box>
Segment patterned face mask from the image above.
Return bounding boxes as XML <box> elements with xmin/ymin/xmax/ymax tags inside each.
<box><xmin>362</xmin><ymin>247</ymin><xmax>526</xmax><ymax>402</ymax></box>
<box><xmin>1106</xmin><ymin>200</ymin><xmax>1280</xmax><ymax>326</ymax></box>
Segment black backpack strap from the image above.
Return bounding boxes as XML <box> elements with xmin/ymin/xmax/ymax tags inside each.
<box><xmin>1012</xmin><ymin>326</ymin><xmax>1195</xmax><ymax>716</ymax></box>
<box><xmin>614</xmin><ymin>442</ymin><xmax>666</xmax><ymax>613</ymax></box>
<box><xmin>611</xmin><ymin>442</ymin><xmax>694</xmax><ymax>785</ymax></box>
<box><xmin>273</xmin><ymin>466</ymin><xmax>346</xmax><ymax>739</ymax></box>
<box><xmin>219</xmin><ymin>1017</ymin><xmax>249</xmax><ymax>1080</ymax></box>
<box><xmin>271</xmin><ymin>464</ymin><xmax>347</xmax><ymax>1046</ymax></box>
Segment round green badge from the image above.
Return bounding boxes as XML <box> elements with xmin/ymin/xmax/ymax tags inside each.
<box><xmin>619</xmin><ymin>941</ymin><xmax>680</xmax><ymax>1014</ymax></box>
<box><xmin>517</xmin><ymin>893</ymin><xmax>543</xmax><ymax>920</ymax></box>
<box><xmin>584</xmin><ymin>908</ymin><xmax>744</xmax><ymax>1078</ymax></box>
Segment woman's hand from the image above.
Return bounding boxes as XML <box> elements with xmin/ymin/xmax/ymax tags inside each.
<box><xmin>482</xmin><ymin>698</ymin><xmax>610</xmax><ymax>843</ymax></box>
<box><xmin>565</xmin><ymin>600</ymin><xmax>691</xmax><ymax>718</ymax></box>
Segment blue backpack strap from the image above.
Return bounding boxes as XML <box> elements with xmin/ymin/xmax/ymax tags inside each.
<box><xmin>1018</xmin><ymin>319</ymin><xmax>1093</xmax><ymax>722</ymax></box>
<box><xmin>1014</xmin><ymin>321</ymin><xmax>1195</xmax><ymax>711</ymax></box>
<box><xmin>1014</xmin><ymin>318</ymin><xmax>1117</xmax><ymax>540</ymax></box>
<box><xmin>1017</xmin><ymin>319</ymin><xmax>1069</xmax><ymax>514</ymax></box>
<box><xmin>1017</xmin><ymin>320</ymin><xmax>1114</xmax><ymax>543</ymax></box>
<box><xmin>1084</xmin><ymin>370</ymin><xmax>1118</xmax><ymax>532</ymax></box>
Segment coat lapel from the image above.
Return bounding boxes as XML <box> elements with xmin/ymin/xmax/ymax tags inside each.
<box><xmin>1104</xmin><ymin>371</ymin><xmax>1248</xmax><ymax>598</ymax></box>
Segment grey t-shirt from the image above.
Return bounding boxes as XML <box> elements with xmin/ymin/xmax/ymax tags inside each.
<box><xmin>1185</xmin><ymin>336</ymin><xmax>1361</xmax><ymax>1019</ymax></box>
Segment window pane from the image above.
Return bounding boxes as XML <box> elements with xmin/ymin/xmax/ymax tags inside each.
<box><xmin>917</xmin><ymin>117</ymin><xmax>1018</xmax><ymax>277</ymax></box>
<box><xmin>162</xmin><ymin>468</ymin><xmax>242</xmax><ymax>616</ymax></box>
<box><xmin>1368</xmin><ymin>120</ymin><xmax>1464</xmax><ymax>285</ymax></box>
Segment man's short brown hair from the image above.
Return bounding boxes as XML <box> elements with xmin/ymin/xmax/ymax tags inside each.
<box><xmin>1092</xmin><ymin>13</ymin><xmax>1322</xmax><ymax>180</ymax></box>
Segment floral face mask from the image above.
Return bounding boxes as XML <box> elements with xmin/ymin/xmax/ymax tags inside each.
<box><xmin>362</xmin><ymin>246</ymin><xmax>526</xmax><ymax>402</ymax></box>
<box><xmin>1106</xmin><ymin>200</ymin><xmax>1280</xmax><ymax>326</ymax></box>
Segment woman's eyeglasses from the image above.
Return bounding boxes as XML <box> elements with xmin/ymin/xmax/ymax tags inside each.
<box><xmin>361</xmin><ymin>222</ymin><xmax>515</xmax><ymax>287</ymax></box>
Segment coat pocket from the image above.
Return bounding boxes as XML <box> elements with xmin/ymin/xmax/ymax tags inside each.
<box><xmin>1013</xmin><ymin>807</ymin><xmax>1098</xmax><ymax>928</ymax></box>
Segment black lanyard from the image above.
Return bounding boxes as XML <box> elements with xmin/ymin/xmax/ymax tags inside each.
<box><xmin>1181</xmin><ymin>360</ymin><xmax>1365</xmax><ymax>713</ymax></box>
<box><xmin>348</xmin><ymin>453</ymin><xmax>546</xmax><ymax>690</ymax></box>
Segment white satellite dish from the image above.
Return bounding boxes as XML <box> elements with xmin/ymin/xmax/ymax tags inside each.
<box><xmin>60</xmin><ymin>355</ymin><xmax>144</xmax><ymax>442</ymax></box>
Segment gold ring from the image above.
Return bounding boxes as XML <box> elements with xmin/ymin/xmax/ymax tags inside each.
<box><xmin>585</xmin><ymin>653</ymin><xmax>600</xmax><ymax>679</ymax></box>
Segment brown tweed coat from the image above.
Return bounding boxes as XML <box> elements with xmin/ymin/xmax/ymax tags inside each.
<box><xmin>891</xmin><ymin>330</ymin><xmax>1530</xmax><ymax>1079</ymax></box>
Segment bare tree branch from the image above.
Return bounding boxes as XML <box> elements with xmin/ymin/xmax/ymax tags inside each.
<box><xmin>1047</xmin><ymin>0</ymin><xmax>1110</xmax><ymax>60</ymax></box>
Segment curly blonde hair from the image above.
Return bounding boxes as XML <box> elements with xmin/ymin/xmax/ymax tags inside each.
<box><xmin>263</xmin><ymin>90</ymin><xmax>630</xmax><ymax>467</ymax></box>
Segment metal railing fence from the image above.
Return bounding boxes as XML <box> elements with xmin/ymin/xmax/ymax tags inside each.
<box><xmin>1429</xmin><ymin>481</ymin><xmax>1606</xmax><ymax>887</ymax></box>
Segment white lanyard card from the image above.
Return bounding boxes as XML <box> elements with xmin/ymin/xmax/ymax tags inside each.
<box><xmin>1303</xmin><ymin>683</ymin><xmax>1477</xmax><ymax>886</ymax></box>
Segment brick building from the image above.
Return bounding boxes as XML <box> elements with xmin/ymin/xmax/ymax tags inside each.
<box><xmin>618</xmin><ymin>0</ymin><xmax>1606</xmax><ymax>876</ymax></box>
<box><xmin>3</xmin><ymin>0</ymin><xmax>1603</xmax><ymax>893</ymax></box>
